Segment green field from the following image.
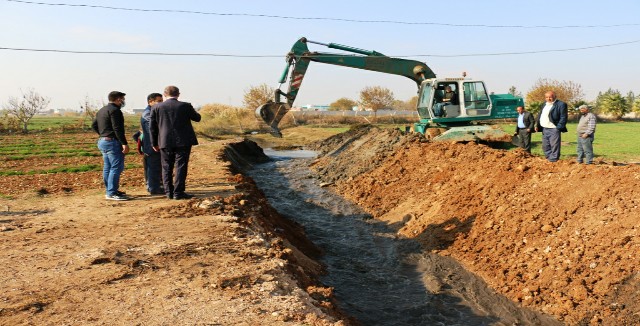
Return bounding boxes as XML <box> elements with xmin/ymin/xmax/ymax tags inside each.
<box><xmin>27</xmin><ymin>115</ymin><xmax>141</xmax><ymax>133</ymax></box>
<box><xmin>1</xmin><ymin>118</ymin><xmax>638</xmax><ymax>178</ymax></box>
<box><xmin>500</xmin><ymin>121</ymin><xmax>640</xmax><ymax>163</ymax></box>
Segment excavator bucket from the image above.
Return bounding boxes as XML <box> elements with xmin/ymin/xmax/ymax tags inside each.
<box><xmin>255</xmin><ymin>102</ymin><xmax>291</xmax><ymax>138</ymax></box>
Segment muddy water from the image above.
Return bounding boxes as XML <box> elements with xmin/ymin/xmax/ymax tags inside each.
<box><xmin>250</xmin><ymin>149</ymin><xmax>560</xmax><ymax>326</ymax></box>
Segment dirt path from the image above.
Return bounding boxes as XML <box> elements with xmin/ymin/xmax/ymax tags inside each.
<box><xmin>309</xmin><ymin>126</ymin><xmax>640</xmax><ymax>325</ymax></box>
<box><xmin>0</xmin><ymin>140</ymin><xmax>346</xmax><ymax>325</ymax></box>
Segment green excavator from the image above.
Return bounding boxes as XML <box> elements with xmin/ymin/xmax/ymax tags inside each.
<box><xmin>256</xmin><ymin>37</ymin><xmax>523</xmax><ymax>141</ymax></box>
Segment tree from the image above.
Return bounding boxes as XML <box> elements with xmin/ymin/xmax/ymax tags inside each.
<box><xmin>243</xmin><ymin>84</ymin><xmax>275</xmax><ymax>110</ymax></box>
<box><xmin>79</xmin><ymin>95</ymin><xmax>101</xmax><ymax>131</ymax></box>
<box><xmin>633</xmin><ymin>98</ymin><xmax>640</xmax><ymax>114</ymax></box>
<box><xmin>508</xmin><ymin>86</ymin><xmax>523</xmax><ymax>98</ymax></box>
<box><xmin>3</xmin><ymin>88</ymin><xmax>51</xmax><ymax>133</ymax></box>
<box><xmin>329</xmin><ymin>97</ymin><xmax>357</xmax><ymax>111</ymax></box>
<box><xmin>392</xmin><ymin>96</ymin><xmax>418</xmax><ymax>111</ymax></box>
<box><xmin>525</xmin><ymin>78</ymin><xmax>584</xmax><ymax>116</ymax></box>
<box><xmin>359</xmin><ymin>86</ymin><xmax>395</xmax><ymax>118</ymax></box>
<box><xmin>595</xmin><ymin>89</ymin><xmax>629</xmax><ymax>119</ymax></box>
<box><xmin>626</xmin><ymin>91</ymin><xmax>635</xmax><ymax>114</ymax></box>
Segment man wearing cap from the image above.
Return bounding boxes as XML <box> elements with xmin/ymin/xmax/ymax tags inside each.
<box><xmin>92</xmin><ymin>91</ymin><xmax>130</xmax><ymax>201</ymax></box>
<box><xmin>576</xmin><ymin>104</ymin><xmax>597</xmax><ymax>164</ymax></box>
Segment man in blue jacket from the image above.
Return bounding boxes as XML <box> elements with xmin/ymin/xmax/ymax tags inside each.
<box><xmin>140</xmin><ymin>93</ymin><xmax>164</xmax><ymax>195</ymax></box>
<box><xmin>535</xmin><ymin>91</ymin><xmax>568</xmax><ymax>162</ymax></box>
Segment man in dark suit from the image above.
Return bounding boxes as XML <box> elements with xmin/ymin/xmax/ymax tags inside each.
<box><xmin>513</xmin><ymin>105</ymin><xmax>536</xmax><ymax>153</ymax></box>
<box><xmin>149</xmin><ymin>86</ymin><xmax>201</xmax><ymax>200</ymax></box>
<box><xmin>535</xmin><ymin>91</ymin><xmax>568</xmax><ymax>162</ymax></box>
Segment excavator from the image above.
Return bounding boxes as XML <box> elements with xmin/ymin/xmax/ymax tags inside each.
<box><xmin>256</xmin><ymin>37</ymin><xmax>524</xmax><ymax>141</ymax></box>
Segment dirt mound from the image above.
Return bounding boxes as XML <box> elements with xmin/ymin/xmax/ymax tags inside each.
<box><xmin>310</xmin><ymin>127</ymin><xmax>640</xmax><ymax>325</ymax></box>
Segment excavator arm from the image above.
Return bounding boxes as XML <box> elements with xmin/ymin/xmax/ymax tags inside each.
<box><xmin>256</xmin><ymin>37</ymin><xmax>436</xmax><ymax>137</ymax></box>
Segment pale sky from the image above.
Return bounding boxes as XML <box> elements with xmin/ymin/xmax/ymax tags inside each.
<box><xmin>1</xmin><ymin>0</ymin><xmax>639</xmax><ymax>111</ymax></box>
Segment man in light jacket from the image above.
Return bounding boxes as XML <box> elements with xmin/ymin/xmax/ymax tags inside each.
<box><xmin>576</xmin><ymin>104</ymin><xmax>597</xmax><ymax>164</ymax></box>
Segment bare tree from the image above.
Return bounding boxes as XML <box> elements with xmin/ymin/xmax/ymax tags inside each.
<box><xmin>359</xmin><ymin>86</ymin><xmax>395</xmax><ymax>120</ymax></box>
<box><xmin>243</xmin><ymin>84</ymin><xmax>275</xmax><ymax>110</ymax></box>
<box><xmin>79</xmin><ymin>95</ymin><xmax>101</xmax><ymax>131</ymax></box>
<box><xmin>3</xmin><ymin>88</ymin><xmax>51</xmax><ymax>133</ymax></box>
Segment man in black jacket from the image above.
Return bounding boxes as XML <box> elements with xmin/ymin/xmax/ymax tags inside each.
<box><xmin>535</xmin><ymin>91</ymin><xmax>568</xmax><ymax>162</ymax></box>
<box><xmin>513</xmin><ymin>106</ymin><xmax>536</xmax><ymax>153</ymax></box>
<box><xmin>150</xmin><ymin>86</ymin><xmax>201</xmax><ymax>200</ymax></box>
<box><xmin>92</xmin><ymin>91</ymin><xmax>130</xmax><ymax>201</ymax></box>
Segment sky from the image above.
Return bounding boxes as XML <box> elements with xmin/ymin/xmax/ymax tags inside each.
<box><xmin>1</xmin><ymin>0</ymin><xmax>639</xmax><ymax>111</ymax></box>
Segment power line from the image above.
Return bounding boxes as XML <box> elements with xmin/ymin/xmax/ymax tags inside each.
<box><xmin>1</xmin><ymin>39</ymin><xmax>638</xmax><ymax>58</ymax></box>
<box><xmin>5</xmin><ymin>0</ymin><xmax>640</xmax><ymax>29</ymax></box>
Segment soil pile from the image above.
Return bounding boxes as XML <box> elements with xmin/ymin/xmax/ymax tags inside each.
<box><xmin>310</xmin><ymin>126</ymin><xmax>640</xmax><ymax>325</ymax></box>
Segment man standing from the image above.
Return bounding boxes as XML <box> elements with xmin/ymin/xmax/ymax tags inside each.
<box><xmin>535</xmin><ymin>91</ymin><xmax>568</xmax><ymax>162</ymax></box>
<box><xmin>140</xmin><ymin>93</ymin><xmax>164</xmax><ymax>195</ymax></box>
<box><xmin>150</xmin><ymin>86</ymin><xmax>201</xmax><ymax>200</ymax></box>
<box><xmin>513</xmin><ymin>106</ymin><xmax>535</xmax><ymax>153</ymax></box>
<box><xmin>576</xmin><ymin>104</ymin><xmax>597</xmax><ymax>164</ymax></box>
<box><xmin>92</xmin><ymin>91</ymin><xmax>130</xmax><ymax>201</ymax></box>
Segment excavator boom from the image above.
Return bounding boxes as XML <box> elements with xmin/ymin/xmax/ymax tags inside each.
<box><xmin>256</xmin><ymin>37</ymin><xmax>435</xmax><ymax>136</ymax></box>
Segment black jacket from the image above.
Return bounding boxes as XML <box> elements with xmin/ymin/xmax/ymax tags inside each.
<box><xmin>91</xmin><ymin>103</ymin><xmax>128</xmax><ymax>145</ymax></box>
<box><xmin>149</xmin><ymin>98</ymin><xmax>201</xmax><ymax>149</ymax></box>
<box><xmin>514</xmin><ymin>111</ymin><xmax>536</xmax><ymax>133</ymax></box>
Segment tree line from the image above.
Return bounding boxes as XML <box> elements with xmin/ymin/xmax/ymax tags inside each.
<box><xmin>3</xmin><ymin>79</ymin><xmax>639</xmax><ymax>133</ymax></box>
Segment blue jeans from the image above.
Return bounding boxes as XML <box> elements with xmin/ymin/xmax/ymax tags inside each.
<box><xmin>542</xmin><ymin>128</ymin><xmax>561</xmax><ymax>162</ymax></box>
<box><xmin>433</xmin><ymin>102</ymin><xmax>449</xmax><ymax>117</ymax></box>
<box><xmin>97</xmin><ymin>138</ymin><xmax>125</xmax><ymax>196</ymax></box>
<box><xmin>576</xmin><ymin>134</ymin><xmax>594</xmax><ymax>164</ymax></box>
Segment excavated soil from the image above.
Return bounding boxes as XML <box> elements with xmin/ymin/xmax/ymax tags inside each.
<box><xmin>308</xmin><ymin>125</ymin><xmax>640</xmax><ymax>325</ymax></box>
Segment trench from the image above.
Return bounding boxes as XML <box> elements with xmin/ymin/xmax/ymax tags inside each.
<box><xmin>247</xmin><ymin>148</ymin><xmax>561</xmax><ymax>326</ymax></box>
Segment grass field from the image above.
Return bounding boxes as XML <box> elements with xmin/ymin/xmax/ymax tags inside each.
<box><xmin>500</xmin><ymin>121</ymin><xmax>640</xmax><ymax>163</ymax></box>
<box><xmin>1</xmin><ymin>117</ymin><xmax>638</xmax><ymax>178</ymax></box>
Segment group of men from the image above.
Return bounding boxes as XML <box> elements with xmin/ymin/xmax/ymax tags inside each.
<box><xmin>513</xmin><ymin>90</ymin><xmax>597</xmax><ymax>164</ymax></box>
<box><xmin>92</xmin><ymin>86</ymin><xmax>201</xmax><ymax>201</ymax></box>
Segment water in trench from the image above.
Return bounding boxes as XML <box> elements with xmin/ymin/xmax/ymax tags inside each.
<box><xmin>249</xmin><ymin>149</ymin><xmax>560</xmax><ymax>326</ymax></box>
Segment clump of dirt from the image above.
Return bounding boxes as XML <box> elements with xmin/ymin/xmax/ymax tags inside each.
<box><xmin>310</xmin><ymin>127</ymin><xmax>640</xmax><ymax>325</ymax></box>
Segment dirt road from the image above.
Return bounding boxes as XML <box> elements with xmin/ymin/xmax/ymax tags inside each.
<box><xmin>0</xmin><ymin>140</ymin><xmax>345</xmax><ymax>325</ymax></box>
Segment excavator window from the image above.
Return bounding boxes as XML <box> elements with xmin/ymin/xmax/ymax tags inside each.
<box><xmin>463</xmin><ymin>81</ymin><xmax>490</xmax><ymax>116</ymax></box>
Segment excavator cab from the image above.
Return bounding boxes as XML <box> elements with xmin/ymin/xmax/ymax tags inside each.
<box><xmin>417</xmin><ymin>78</ymin><xmax>495</xmax><ymax>121</ymax></box>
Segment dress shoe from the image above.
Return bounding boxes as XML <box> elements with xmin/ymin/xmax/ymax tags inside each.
<box><xmin>173</xmin><ymin>193</ymin><xmax>194</xmax><ymax>200</ymax></box>
<box><xmin>166</xmin><ymin>194</ymin><xmax>173</xmax><ymax>199</ymax></box>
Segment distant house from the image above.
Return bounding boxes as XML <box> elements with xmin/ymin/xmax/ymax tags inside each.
<box><xmin>302</xmin><ymin>104</ymin><xmax>330</xmax><ymax>111</ymax></box>
<box><xmin>131</xmin><ymin>108</ymin><xmax>145</xmax><ymax>115</ymax></box>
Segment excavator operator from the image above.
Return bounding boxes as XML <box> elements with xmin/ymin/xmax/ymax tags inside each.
<box><xmin>434</xmin><ymin>85</ymin><xmax>459</xmax><ymax>117</ymax></box>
